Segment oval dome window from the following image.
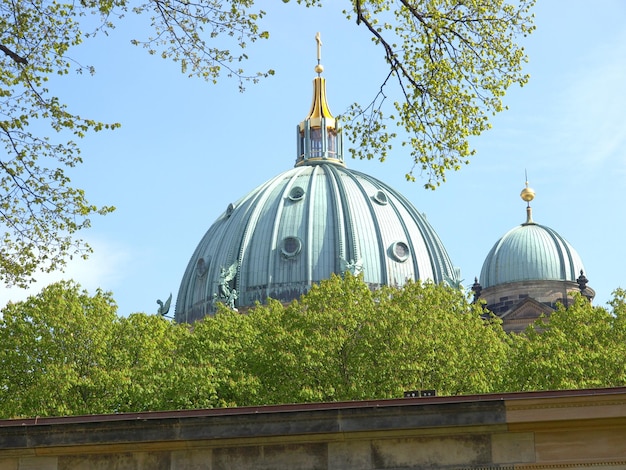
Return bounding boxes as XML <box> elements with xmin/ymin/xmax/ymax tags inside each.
<box><xmin>288</xmin><ymin>186</ymin><xmax>305</xmax><ymax>201</ymax></box>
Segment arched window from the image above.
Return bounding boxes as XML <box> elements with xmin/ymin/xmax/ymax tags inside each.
<box><xmin>327</xmin><ymin>128</ymin><xmax>337</xmax><ymax>156</ymax></box>
<box><xmin>310</xmin><ymin>128</ymin><xmax>322</xmax><ymax>158</ymax></box>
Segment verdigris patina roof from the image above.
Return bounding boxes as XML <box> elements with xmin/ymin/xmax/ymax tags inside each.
<box><xmin>174</xmin><ymin>34</ymin><xmax>459</xmax><ymax>322</ymax></box>
<box><xmin>479</xmin><ymin>222</ymin><xmax>585</xmax><ymax>289</ymax></box>
<box><xmin>479</xmin><ymin>182</ymin><xmax>585</xmax><ymax>289</ymax></box>
<box><xmin>175</xmin><ymin>163</ymin><xmax>459</xmax><ymax>322</ymax></box>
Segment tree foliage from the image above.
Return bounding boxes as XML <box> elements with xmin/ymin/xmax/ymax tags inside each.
<box><xmin>498</xmin><ymin>291</ymin><xmax>626</xmax><ymax>392</ymax></box>
<box><xmin>244</xmin><ymin>275</ymin><xmax>507</xmax><ymax>404</ymax></box>
<box><xmin>323</xmin><ymin>0</ymin><xmax>536</xmax><ymax>188</ymax></box>
<box><xmin>4</xmin><ymin>276</ymin><xmax>623</xmax><ymax>420</ymax></box>
<box><xmin>0</xmin><ymin>0</ymin><xmax>117</xmax><ymax>286</ymax></box>
<box><xmin>0</xmin><ymin>0</ymin><xmax>533</xmax><ymax>285</ymax></box>
<box><xmin>0</xmin><ymin>0</ymin><xmax>270</xmax><ymax>286</ymax></box>
<box><xmin>0</xmin><ymin>281</ymin><xmax>223</xmax><ymax>416</ymax></box>
<box><xmin>0</xmin><ymin>281</ymin><xmax>120</xmax><ymax>416</ymax></box>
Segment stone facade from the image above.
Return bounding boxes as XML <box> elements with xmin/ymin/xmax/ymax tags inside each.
<box><xmin>1</xmin><ymin>388</ymin><xmax>626</xmax><ymax>469</ymax></box>
<box><xmin>480</xmin><ymin>279</ymin><xmax>593</xmax><ymax>333</ymax></box>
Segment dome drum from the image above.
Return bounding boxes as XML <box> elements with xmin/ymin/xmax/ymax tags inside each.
<box><xmin>480</xmin><ymin>279</ymin><xmax>589</xmax><ymax>315</ymax></box>
<box><xmin>296</xmin><ymin>117</ymin><xmax>342</xmax><ymax>165</ymax></box>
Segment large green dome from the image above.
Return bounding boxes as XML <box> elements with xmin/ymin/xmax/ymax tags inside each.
<box><xmin>174</xmin><ymin>163</ymin><xmax>459</xmax><ymax>322</ymax></box>
<box><xmin>174</xmin><ymin>57</ymin><xmax>459</xmax><ymax>322</ymax></box>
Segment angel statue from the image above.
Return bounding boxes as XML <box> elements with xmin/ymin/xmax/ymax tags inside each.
<box><xmin>218</xmin><ymin>261</ymin><xmax>239</xmax><ymax>310</ymax></box>
<box><xmin>156</xmin><ymin>293</ymin><xmax>172</xmax><ymax>317</ymax></box>
<box><xmin>340</xmin><ymin>257</ymin><xmax>363</xmax><ymax>276</ymax></box>
<box><xmin>443</xmin><ymin>267</ymin><xmax>464</xmax><ymax>290</ymax></box>
<box><xmin>227</xmin><ymin>288</ymin><xmax>238</xmax><ymax>311</ymax></box>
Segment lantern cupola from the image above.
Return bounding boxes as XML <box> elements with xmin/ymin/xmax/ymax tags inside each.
<box><xmin>296</xmin><ymin>32</ymin><xmax>344</xmax><ymax>167</ymax></box>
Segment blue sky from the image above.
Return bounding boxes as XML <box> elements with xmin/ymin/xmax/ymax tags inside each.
<box><xmin>1</xmin><ymin>1</ymin><xmax>625</xmax><ymax>315</ymax></box>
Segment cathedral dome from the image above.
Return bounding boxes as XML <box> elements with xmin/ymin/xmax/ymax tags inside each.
<box><xmin>175</xmin><ymin>163</ymin><xmax>459</xmax><ymax>322</ymax></box>
<box><xmin>479</xmin><ymin>182</ymin><xmax>585</xmax><ymax>289</ymax></box>
<box><xmin>476</xmin><ymin>182</ymin><xmax>594</xmax><ymax>333</ymax></box>
<box><xmin>174</xmin><ymin>35</ymin><xmax>459</xmax><ymax>323</ymax></box>
<box><xmin>479</xmin><ymin>222</ymin><xmax>585</xmax><ymax>289</ymax></box>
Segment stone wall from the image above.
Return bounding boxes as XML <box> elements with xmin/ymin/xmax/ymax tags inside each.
<box><xmin>1</xmin><ymin>388</ymin><xmax>626</xmax><ymax>470</ymax></box>
<box><xmin>481</xmin><ymin>279</ymin><xmax>580</xmax><ymax>315</ymax></box>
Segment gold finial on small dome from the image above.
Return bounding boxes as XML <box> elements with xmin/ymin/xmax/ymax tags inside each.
<box><xmin>520</xmin><ymin>181</ymin><xmax>535</xmax><ymax>204</ymax></box>
<box><xmin>520</xmin><ymin>173</ymin><xmax>535</xmax><ymax>224</ymax></box>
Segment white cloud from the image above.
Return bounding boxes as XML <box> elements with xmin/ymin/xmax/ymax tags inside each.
<box><xmin>0</xmin><ymin>238</ymin><xmax>130</xmax><ymax>309</ymax></box>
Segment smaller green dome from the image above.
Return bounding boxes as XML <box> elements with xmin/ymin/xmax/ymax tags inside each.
<box><xmin>479</xmin><ymin>222</ymin><xmax>585</xmax><ymax>289</ymax></box>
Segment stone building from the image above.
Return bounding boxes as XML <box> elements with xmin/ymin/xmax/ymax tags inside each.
<box><xmin>1</xmin><ymin>387</ymin><xmax>625</xmax><ymax>469</ymax></box>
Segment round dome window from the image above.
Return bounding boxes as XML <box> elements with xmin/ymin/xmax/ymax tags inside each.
<box><xmin>373</xmin><ymin>190</ymin><xmax>388</xmax><ymax>205</ymax></box>
<box><xmin>281</xmin><ymin>236</ymin><xmax>302</xmax><ymax>258</ymax></box>
<box><xmin>288</xmin><ymin>186</ymin><xmax>305</xmax><ymax>201</ymax></box>
<box><xmin>390</xmin><ymin>241</ymin><xmax>410</xmax><ymax>262</ymax></box>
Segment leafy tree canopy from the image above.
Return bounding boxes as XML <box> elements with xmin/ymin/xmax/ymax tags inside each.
<box><xmin>0</xmin><ymin>0</ymin><xmax>534</xmax><ymax>285</ymax></box>
<box><xmin>498</xmin><ymin>290</ymin><xmax>626</xmax><ymax>392</ymax></box>
<box><xmin>243</xmin><ymin>274</ymin><xmax>508</xmax><ymax>404</ymax></box>
<box><xmin>3</xmin><ymin>276</ymin><xmax>625</xmax><ymax>419</ymax></box>
<box><xmin>0</xmin><ymin>281</ymin><xmax>120</xmax><ymax>417</ymax></box>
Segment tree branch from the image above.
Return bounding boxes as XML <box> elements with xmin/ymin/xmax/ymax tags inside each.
<box><xmin>353</xmin><ymin>2</ymin><xmax>426</xmax><ymax>96</ymax></box>
<box><xmin>0</xmin><ymin>44</ymin><xmax>28</xmax><ymax>65</ymax></box>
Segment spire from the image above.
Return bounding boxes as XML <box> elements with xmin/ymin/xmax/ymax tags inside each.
<box><xmin>520</xmin><ymin>172</ymin><xmax>535</xmax><ymax>225</ymax></box>
<box><xmin>296</xmin><ymin>33</ymin><xmax>344</xmax><ymax>167</ymax></box>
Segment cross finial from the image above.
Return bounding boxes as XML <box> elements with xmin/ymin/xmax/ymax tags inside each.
<box><xmin>314</xmin><ymin>32</ymin><xmax>324</xmax><ymax>74</ymax></box>
<box><xmin>315</xmin><ymin>32</ymin><xmax>322</xmax><ymax>61</ymax></box>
